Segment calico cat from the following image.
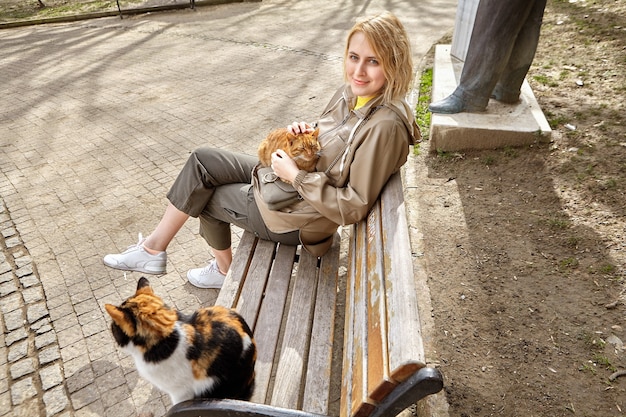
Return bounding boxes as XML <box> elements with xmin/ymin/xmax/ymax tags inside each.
<box><xmin>104</xmin><ymin>277</ymin><xmax>256</xmax><ymax>405</ymax></box>
<box><xmin>258</xmin><ymin>127</ymin><xmax>321</xmax><ymax>173</ymax></box>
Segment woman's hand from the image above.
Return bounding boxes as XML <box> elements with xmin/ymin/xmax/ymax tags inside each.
<box><xmin>287</xmin><ymin>121</ymin><xmax>315</xmax><ymax>135</ymax></box>
<box><xmin>271</xmin><ymin>149</ymin><xmax>300</xmax><ymax>183</ymax></box>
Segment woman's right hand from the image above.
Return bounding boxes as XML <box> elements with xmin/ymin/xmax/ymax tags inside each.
<box><xmin>287</xmin><ymin>121</ymin><xmax>314</xmax><ymax>135</ymax></box>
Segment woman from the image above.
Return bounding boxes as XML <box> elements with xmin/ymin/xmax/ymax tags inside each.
<box><xmin>103</xmin><ymin>11</ymin><xmax>420</xmax><ymax>288</ymax></box>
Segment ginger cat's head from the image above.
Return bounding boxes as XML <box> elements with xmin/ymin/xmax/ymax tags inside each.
<box><xmin>258</xmin><ymin>128</ymin><xmax>321</xmax><ymax>172</ymax></box>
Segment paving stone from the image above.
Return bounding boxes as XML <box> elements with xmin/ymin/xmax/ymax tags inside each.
<box><xmin>1</xmin><ymin>227</ymin><xmax>16</xmax><ymax>238</ymax></box>
<box><xmin>4</xmin><ymin>328</ymin><xmax>28</xmax><ymax>347</ymax></box>
<box><xmin>13</xmin><ymin>256</ymin><xmax>32</xmax><ymax>269</ymax></box>
<box><xmin>0</xmin><ymin>392</ymin><xmax>10</xmax><ymax>416</ymax></box>
<box><xmin>10</xmin><ymin>377</ymin><xmax>37</xmax><ymax>405</ymax></box>
<box><xmin>80</xmin><ymin>318</ymin><xmax>106</xmax><ymax>338</ymax></box>
<box><xmin>74</xmin><ymin>399</ymin><xmax>104</xmax><ymax>416</ymax></box>
<box><xmin>0</xmin><ymin>271</ymin><xmax>12</xmax><ymax>283</ymax></box>
<box><xmin>7</xmin><ymin>340</ymin><xmax>28</xmax><ymax>363</ymax></box>
<box><xmin>0</xmin><ymin>280</ymin><xmax>18</xmax><ymax>296</ymax></box>
<box><xmin>66</xmin><ymin>366</ymin><xmax>95</xmax><ymax>394</ymax></box>
<box><xmin>39</xmin><ymin>345</ymin><xmax>61</xmax><ymax>366</ymax></box>
<box><xmin>32</xmin><ymin>318</ymin><xmax>52</xmax><ymax>333</ymax></box>
<box><xmin>103</xmin><ymin>399</ymin><xmax>136</xmax><ymax>417</ymax></box>
<box><xmin>0</xmin><ymin>371</ymin><xmax>7</xmax><ymax>393</ymax></box>
<box><xmin>95</xmin><ymin>367</ymin><xmax>125</xmax><ymax>394</ymax></box>
<box><xmin>26</xmin><ymin>302</ymin><xmax>48</xmax><ymax>323</ymax></box>
<box><xmin>70</xmin><ymin>383</ymin><xmax>99</xmax><ymax>410</ymax></box>
<box><xmin>0</xmin><ymin>294</ymin><xmax>22</xmax><ymax>315</ymax></box>
<box><xmin>100</xmin><ymin>383</ymin><xmax>131</xmax><ymax>408</ymax></box>
<box><xmin>35</xmin><ymin>330</ymin><xmax>57</xmax><ymax>350</ymax></box>
<box><xmin>10</xmin><ymin>358</ymin><xmax>35</xmax><ymax>380</ymax></box>
<box><xmin>60</xmin><ymin>353</ymin><xmax>90</xmax><ymax>376</ymax></box>
<box><xmin>10</xmin><ymin>399</ymin><xmax>42</xmax><ymax>417</ymax></box>
<box><xmin>40</xmin><ymin>363</ymin><xmax>64</xmax><ymax>390</ymax></box>
<box><xmin>2</xmin><ymin>310</ymin><xmax>24</xmax><ymax>332</ymax></box>
<box><xmin>17</xmin><ymin>274</ymin><xmax>38</xmax><ymax>288</ymax></box>
<box><xmin>56</xmin><ymin>325</ymin><xmax>83</xmax><ymax>348</ymax></box>
<box><xmin>52</xmin><ymin>311</ymin><xmax>79</xmax><ymax>332</ymax></box>
<box><xmin>21</xmin><ymin>286</ymin><xmax>43</xmax><ymax>304</ymax></box>
<box><xmin>43</xmin><ymin>386</ymin><xmax>69</xmax><ymax>417</ymax></box>
<box><xmin>4</xmin><ymin>237</ymin><xmax>21</xmax><ymax>249</ymax></box>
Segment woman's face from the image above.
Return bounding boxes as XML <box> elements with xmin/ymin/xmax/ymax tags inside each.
<box><xmin>345</xmin><ymin>32</ymin><xmax>386</xmax><ymax>98</ymax></box>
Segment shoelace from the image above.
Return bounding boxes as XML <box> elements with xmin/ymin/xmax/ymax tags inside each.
<box><xmin>200</xmin><ymin>261</ymin><xmax>220</xmax><ymax>276</ymax></box>
<box><xmin>124</xmin><ymin>233</ymin><xmax>145</xmax><ymax>253</ymax></box>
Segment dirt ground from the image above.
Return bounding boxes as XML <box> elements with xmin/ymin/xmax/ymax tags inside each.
<box><xmin>417</xmin><ymin>1</ymin><xmax>626</xmax><ymax>416</ymax></box>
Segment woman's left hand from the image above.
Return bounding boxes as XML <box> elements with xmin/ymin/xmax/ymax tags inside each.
<box><xmin>271</xmin><ymin>149</ymin><xmax>300</xmax><ymax>183</ymax></box>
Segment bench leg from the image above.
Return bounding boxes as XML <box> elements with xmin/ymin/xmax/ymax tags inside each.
<box><xmin>368</xmin><ymin>367</ymin><xmax>444</xmax><ymax>417</ymax></box>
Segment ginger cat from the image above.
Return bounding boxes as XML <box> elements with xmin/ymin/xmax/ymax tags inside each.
<box><xmin>258</xmin><ymin>128</ymin><xmax>321</xmax><ymax>173</ymax></box>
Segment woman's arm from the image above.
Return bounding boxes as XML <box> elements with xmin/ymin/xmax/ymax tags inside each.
<box><xmin>295</xmin><ymin>117</ymin><xmax>410</xmax><ymax>226</ymax></box>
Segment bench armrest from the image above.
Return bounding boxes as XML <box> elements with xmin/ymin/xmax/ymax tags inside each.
<box><xmin>166</xmin><ymin>398</ymin><xmax>329</xmax><ymax>417</ymax></box>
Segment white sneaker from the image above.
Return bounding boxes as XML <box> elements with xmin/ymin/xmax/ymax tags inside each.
<box><xmin>187</xmin><ymin>260</ymin><xmax>225</xmax><ymax>289</ymax></box>
<box><xmin>103</xmin><ymin>233</ymin><xmax>167</xmax><ymax>275</ymax></box>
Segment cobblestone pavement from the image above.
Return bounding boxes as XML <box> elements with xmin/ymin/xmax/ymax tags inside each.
<box><xmin>0</xmin><ymin>1</ymin><xmax>457</xmax><ymax>416</ymax></box>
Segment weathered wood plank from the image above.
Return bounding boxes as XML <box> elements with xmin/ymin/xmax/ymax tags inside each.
<box><xmin>349</xmin><ymin>220</ymin><xmax>373</xmax><ymax>417</ymax></box>
<box><xmin>302</xmin><ymin>235</ymin><xmax>340</xmax><ymax>415</ymax></box>
<box><xmin>270</xmin><ymin>249</ymin><xmax>319</xmax><ymax>409</ymax></box>
<box><xmin>380</xmin><ymin>173</ymin><xmax>426</xmax><ymax>381</ymax></box>
<box><xmin>340</xmin><ymin>231</ymin><xmax>357</xmax><ymax>417</ymax></box>
<box><xmin>216</xmin><ymin>231</ymin><xmax>258</xmax><ymax>309</ymax></box>
<box><xmin>366</xmin><ymin>201</ymin><xmax>395</xmax><ymax>402</ymax></box>
<box><xmin>236</xmin><ymin>238</ymin><xmax>277</xmax><ymax>329</ymax></box>
<box><xmin>251</xmin><ymin>243</ymin><xmax>298</xmax><ymax>404</ymax></box>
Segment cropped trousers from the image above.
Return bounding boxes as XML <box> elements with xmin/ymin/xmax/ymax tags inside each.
<box><xmin>166</xmin><ymin>148</ymin><xmax>300</xmax><ymax>251</ymax></box>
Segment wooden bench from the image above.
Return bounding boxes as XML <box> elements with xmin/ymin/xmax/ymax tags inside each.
<box><xmin>165</xmin><ymin>171</ymin><xmax>443</xmax><ymax>417</ymax></box>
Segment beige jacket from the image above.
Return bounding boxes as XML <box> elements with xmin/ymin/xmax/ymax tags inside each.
<box><xmin>254</xmin><ymin>85</ymin><xmax>420</xmax><ymax>256</ymax></box>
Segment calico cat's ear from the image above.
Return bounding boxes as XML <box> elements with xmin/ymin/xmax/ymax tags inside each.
<box><xmin>136</xmin><ymin>277</ymin><xmax>154</xmax><ymax>296</ymax></box>
<box><xmin>104</xmin><ymin>304</ymin><xmax>136</xmax><ymax>336</ymax></box>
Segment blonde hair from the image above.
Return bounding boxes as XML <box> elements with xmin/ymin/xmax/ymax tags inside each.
<box><xmin>344</xmin><ymin>11</ymin><xmax>413</xmax><ymax>103</ymax></box>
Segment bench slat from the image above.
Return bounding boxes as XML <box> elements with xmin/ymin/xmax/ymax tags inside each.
<box><xmin>270</xmin><ymin>249</ymin><xmax>320</xmax><ymax>409</ymax></box>
<box><xmin>342</xmin><ymin>220</ymin><xmax>376</xmax><ymax>417</ymax></box>
<box><xmin>237</xmin><ymin>239</ymin><xmax>278</xmax><ymax>328</ymax></box>
<box><xmin>252</xmin><ymin>243</ymin><xmax>298</xmax><ymax>404</ymax></box>
<box><xmin>366</xmin><ymin>201</ymin><xmax>396</xmax><ymax>402</ymax></box>
<box><xmin>302</xmin><ymin>235</ymin><xmax>340</xmax><ymax>415</ymax></box>
<box><xmin>340</xmin><ymin>232</ymin><xmax>357</xmax><ymax>417</ymax></box>
<box><xmin>216</xmin><ymin>231</ymin><xmax>258</xmax><ymax>309</ymax></box>
<box><xmin>380</xmin><ymin>173</ymin><xmax>425</xmax><ymax>381</ymax></box>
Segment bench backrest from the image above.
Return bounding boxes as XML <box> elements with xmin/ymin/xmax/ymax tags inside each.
<box><xmin>341</xmin><ymin>172</ymin><xmax>435</xmax><ymax>417</ymax></box>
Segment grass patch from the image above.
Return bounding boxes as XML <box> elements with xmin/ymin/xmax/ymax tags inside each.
<box><xmin>414</xmin><ymin>68</ymin><xmax>433</xmax><ymax>144</ymax></box>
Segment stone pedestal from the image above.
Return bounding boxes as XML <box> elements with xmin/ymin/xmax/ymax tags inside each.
<box><xmin>429</xmin><ymin>45</ymin><xmax>552</xmax><ymax>153</ymax></box>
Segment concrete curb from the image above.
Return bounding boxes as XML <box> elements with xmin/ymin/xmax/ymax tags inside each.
<box><xmin>0</xmin><ymin>0</ymin><xmax>259</xmax><ymax>29</ymax></box>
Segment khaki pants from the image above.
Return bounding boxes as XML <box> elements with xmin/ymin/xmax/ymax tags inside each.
<box><xmin>166</xmin><ymin>148</ymin><xmax>300</xmax><ymax>250</ymax></box>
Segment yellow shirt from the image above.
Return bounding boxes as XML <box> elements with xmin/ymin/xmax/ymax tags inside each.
<box><xmin>354</xmin><ymin>96</ymin><xmax>375</xmax><ymax>110</ymax></box>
